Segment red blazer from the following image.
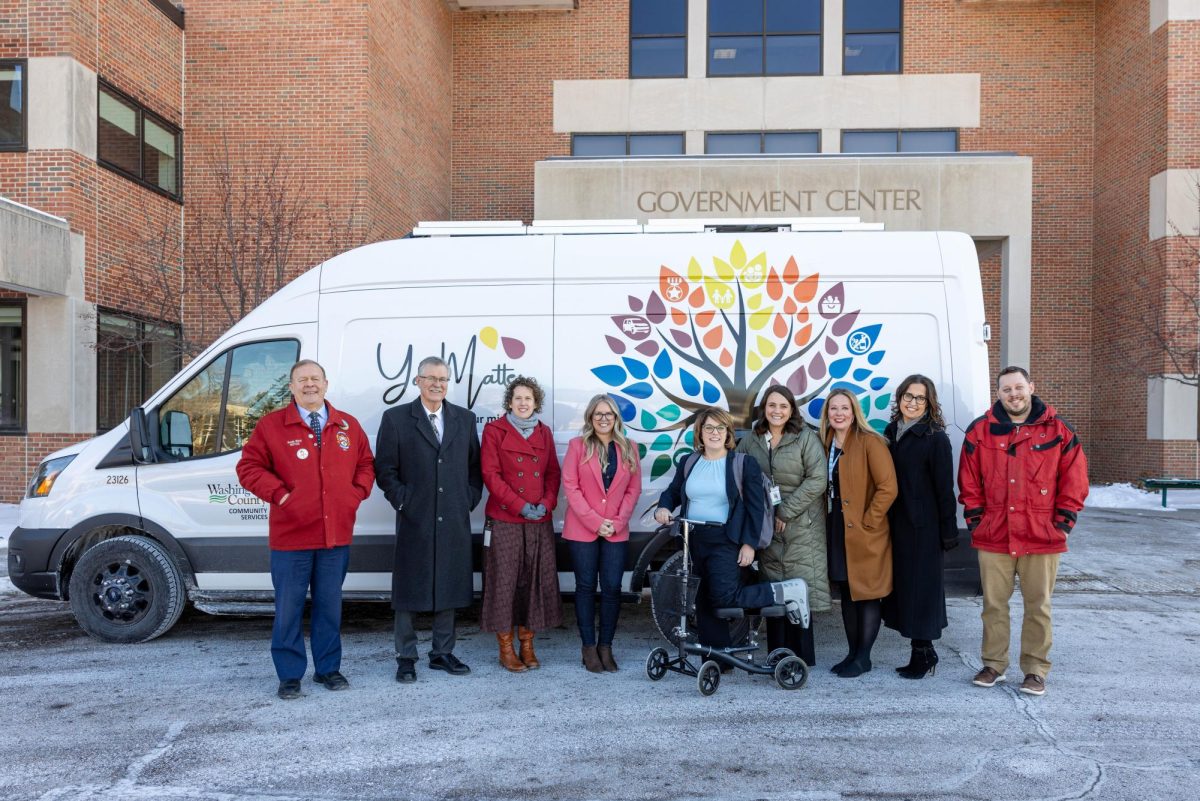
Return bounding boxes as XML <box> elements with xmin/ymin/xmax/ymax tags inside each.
<box><xmin>236</xmin><ymin>401</ymin><xmax>375</xmax><ymax>550</ymax></box>
<box><xmin>560</xmin><ymin>436</ymin><xmax>642</xmax><ymax>542</ymax></box>
<box><xmin>481</xmin><ymin>417</ymin><xmax>561</xmax><ymax>524</ymax></box>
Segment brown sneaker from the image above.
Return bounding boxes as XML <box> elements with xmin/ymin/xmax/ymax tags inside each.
<box><xmin>1019</xmin><ymin>673</ymin><xmax>1046</xmax><ymax>696</ymax></box>
<box><xmin>972</xmin><ymin>666</ymin><xmax>1006</xmax><ymax>687</ymax></box>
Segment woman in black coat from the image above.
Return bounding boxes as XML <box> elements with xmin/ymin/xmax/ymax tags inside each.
<box><xmin>881</xmin><ymin>374</ymin><xmax>958</xmax><ymax>679</ymax></box>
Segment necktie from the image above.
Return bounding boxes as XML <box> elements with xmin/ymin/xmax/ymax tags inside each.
<box><xmin>429</xmin><ymin>413</ymin><xmax>441</xmax><ymax>443</ymax></box>
<box><xmin>309</xmin><ymin>411</ymin><xmax>322</xmax><ymax>448</ymax></box>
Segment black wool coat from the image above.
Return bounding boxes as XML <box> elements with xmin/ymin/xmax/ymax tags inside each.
<box><xmin>374</xmin><ymin>399</ymin><xmax>483</xmax><ymax>612</ymax></box>
<box><xmin>881</xmin><ymin>419</ymin><xmax>956</xmax><ymax>640</ymax></box>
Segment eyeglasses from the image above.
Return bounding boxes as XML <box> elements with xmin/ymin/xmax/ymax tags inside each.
<box><xmin>702</xmin><ymin>424</ymin><xmax>728</xmax><ymax>434</ymax></box>
<box><xmin>418</xmin><ymin>375</ymin><xmax>450</xmax><ymax>384</ymax></box>
<box><xmin>901</xmin><ymin>393</ymin><xmax>928</xmax><ymax>406</ymax></box>
<box><xmin>592</xmin><ymin>412</ymin><xmax>616</xmax><ymax>420</ymax></box>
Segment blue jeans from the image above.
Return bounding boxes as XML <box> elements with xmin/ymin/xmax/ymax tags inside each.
<box><xmin>568</xmin><ymin>538</ymin><xmax>626</xmax><ymax>646</ymax></box>
<box><xmin>270</xmin><ymin>546</ymin><xmax>350</xmax><ymax>681</ymax></box>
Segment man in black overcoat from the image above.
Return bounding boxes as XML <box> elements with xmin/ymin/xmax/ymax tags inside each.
<box><xmin>375</xmin><ymin>356</ymin><xmax>482</xmax><ymax>682</ymax></box>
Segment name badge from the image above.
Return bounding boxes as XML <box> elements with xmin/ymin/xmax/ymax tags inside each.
<box><xmin>769</xmin><ymin>484</ymin><xmax>782</xmax><ymax>506</ymax></box>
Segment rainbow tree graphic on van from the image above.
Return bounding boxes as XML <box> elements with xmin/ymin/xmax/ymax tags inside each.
<box><xmin>591</xmin><ymin>240</ymin><xmax>892</xmax><ymax>479</ymax></box>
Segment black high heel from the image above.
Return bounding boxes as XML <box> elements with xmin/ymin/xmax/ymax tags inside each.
<box><xmin>898</xmin><ymin>646</ymin><xmax>938</xmax><ymax>679</ymax></box>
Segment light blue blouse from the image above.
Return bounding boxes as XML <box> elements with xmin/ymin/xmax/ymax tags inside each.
<box><xmin>686</xmin><ymin>456</ymin><xmax>729</xmax><ymax>524</ymax></box>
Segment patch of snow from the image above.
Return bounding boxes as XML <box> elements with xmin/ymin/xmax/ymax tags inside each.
<box><xmin>0</xmin><ymin>576</ymin><xmax>15</xmax><ymax>595</ymax></box>
<box><xmin>0</xmin><ymin>503</ymin><xmax>16</xmax><ymax>549</ymax></box>
<box><xmin>1087</xmin><ymin>483</ymin><xmax>1200</xmax><ymax>511</ymax></box>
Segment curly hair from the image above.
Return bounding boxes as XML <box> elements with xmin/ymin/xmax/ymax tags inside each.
<box><xmin>888</xmin><ymin>374</ymin><xmax>946</xmax><ymax>429</ymax></box>
<box><xmin>502</xmin><ymin>375</ymin><xmax>545</xmax><ymax>414</ymax></box>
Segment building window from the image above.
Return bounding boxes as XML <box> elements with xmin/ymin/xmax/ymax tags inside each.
<box><xmin>707</xmin><ymin>131</ymin><xmax>820</xmax><ymax>154</ymax></box>
<box><xmin>709</xmin><ymin>0</ymin><xmax>821</xmax><ymax>77</ymax></box>
<box><xmin>844</xmin><ymin>0</ymin><xmax>902</xmax><ymax>74</ymax></box>
<box><xmin>0</xmin><ymin>303</ymin><xmax>24</xmax><ymax>433</ymax></box>
<box><xmin>572</xmin><ymin>133</ymin><xmax>686</xmax><ymax>157</ymax></box>
<box><xmin>98</xmin><ymin>82</ymin><xmax>182</xmax><ymax>200</ymax></box>
<box><xmin>630</xmin><ymin>0</ymin><xmax>687</xmax><ymax>78</ymax></box>
<box><xmin>841</xmin><ymin>129</ymin><xmax>957</xmax><ymax>153</ymax></box>
<box><xmin>96</xmin><ymin>310</ymin><xmax>182</xmax><ymax>433</ymax></box>
<box><xmin>0</xmin><ymin>60</ymin><xmax>26</xmax><ymax>151</ymax></box>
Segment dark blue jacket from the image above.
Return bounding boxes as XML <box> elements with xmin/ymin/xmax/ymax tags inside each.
<box><xmin>657</xmin><ymin>452</ymin><xmax>766</xmax><ymax>547</ymax></box>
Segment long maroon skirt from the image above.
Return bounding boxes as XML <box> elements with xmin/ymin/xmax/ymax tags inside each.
<box><xmin>481</xmin><ymin>519</ymin><xmax>563</xmax><ymax>632</ymax></box>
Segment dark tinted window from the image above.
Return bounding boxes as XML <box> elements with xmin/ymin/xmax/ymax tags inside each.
<box><xmin>765</xmin><ymin>131</ymin><xmax>820</xmax><ymax>153</ymax></box>
<box><xmin>0</xmin><ymin>304</ymin><xmax>23</xmax><ymax>431</ymax></box>
<box><xmin>707</xmin><ymin>131</ymin><xmax>820</xmax><ymax>154</ymax></box>
<box><xmin>631</xmin><ymin>0</ymin><xmax>687</xmax><ymax>77</ymax></box>
<box><xmin>844</xmin><ymin>0</ymin><xmax>902</xmax><ymax>74</ymax></box>
<box><xmin>630</xmin><ymin>133</ymin><xmax>685</xmax><ymax>156</ymax></box>
<box><xmin>900</xmin><ymin>130</ymin><xmax>958</xmax><ymax>152</ymax></box>
<box><xmin>0</xmin><ymin>61</ymin><xmax>26</xmax><ymax>150</ymax></box>
<box><xmin>98</xmin><ymin>83</ymin><xmax>182</xmax><ymax>200</ymax></box>
<box><xmin>709</xmin><ymin>0</ymin><xmax>820</xmax><ymax>76</ymax></box>
<box><xmin>572</xmin><ymin>133</ymin><xmax>684</xmax><ymax>157</ymax></box>
<box><xmin>572</xmin><ymin>135</ymin><xmax>628</xmax><ymax>157</ymax></box>
<box><xmin>707</xmin><ymin>133</ymin><xmax>761</xmax><ymax>154</ymax></box>
<box><xmin>842</xmin><ymin>130</ymin><xmax>898</xmax><ymax>153</ymax></box>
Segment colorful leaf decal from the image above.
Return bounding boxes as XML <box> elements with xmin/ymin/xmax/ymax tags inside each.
<box><xmin>689</xmin><ymin>287</ymin><xmax>705</xmax><ymax>308</ymax></box>
<box><xmin>670</xmin><ymin>329</ymin><xmax>693</xmax><ymax>348</ymax></box>
<box><xmin>829</xmin><ymin>358</ymin><xmax>852</xmax><ymax>379</ymax></box>
<box><xmin>748</xmin><ymin>352</ymin><xmax>763</xmax><ymax>370</ymax></box>
<box><xmin>782</xmin><ymin>256</ymin><xmax>799</xmax><ymax>285</ymax></box>
<box><xmin>749</xmin><ymin>307</ymin><xmax>771</xmax><ymax>330</ymax></box>
<box><xmin>874</xmin><ymin>394</ymin><xmax>891</xmax><ymax>411</ymax></box>
<box><xmin>741</xmin><ymin>252</ymin><xmax>767</xmax><ymax>287</ymax></box>
<box><xmin>661</xmin><ymin>267</ymin><xmax>689</xmax><ymax>304</ymax></box>
<box><xmin>636</xmin><ymin>341</ymin><xmax>659</xmax><ymax>357</ymax></box>
<box><xmin>605</xmin><ymin>335</ymin><xmax>626</xmax><ymax>355</ymax></box>
<box><xmin>795</xmin><ymin>273</ymin><xmax>819</xmax><ymax>303</ymax></box>
<box><xmin>818</xmin><ymin>282</ymin><xmax>844</xmax><ymax>318</ymax></box>
<box><xmin>653</xmin><ymin>349</ymin><xmax>673</xmax><ymax>379</ymax></box>
<box><xmin>657</xmin><ymin>404</ymin><xmax>682</xmax><ymax>421</ymax></box>
<box><xmin>479</xmin><ymin>327</ymin><xmax>499</xmax><ymax>349</ymax></box>
<box><xmin>747</xmin><ymin>294</ymin><xmax>763</xmax><ymax>311</ymax></box>
<box><xmin>704</xmin><ymin>277</ymin><xmax>736</xmax><ymax>309</ymax></box>
<box><xmin>757</xmin><ymin>336</ymin><xmax>777</xmax><ymax>358</ymax></box>
<box><xmin>623</xmin><ymin>382</ymin><xmax>653</xmax><ymax>399</ymax></box>
<box><xmin>671</xmin><ymin>308</ymin><xmax>687</xmax><ymax>325</ymax></box>
<box><xmin>729</xmin><ymin>241</ymin><xmax>747</xmax><ymax>271</ymax></box>
<box><xmin>637</xmin><ymin>443</ymin><xmax>648</xmax><ymax>460</ymax></box>
<box><xmin>687</xmin><ymin>257</ymin><xmax>703</xmax><ymax>283</ymax></box>
<box><xmin>702</xmin><ymin>381</ymin><xmax>720</xmax><ymax>403</ymax></box>
<box><xmin>794</xmin><ymin>325</ymin><xmax>812</xmax><ymax>347</ymax></box>
<box><xmin>651</xmin><ymin>434</ymin><xmax>673</xmax><ymax>451</ymax></box>
<box><xmin>623</xmin><ymin>357</ymin><xmax>649</xmax><ymax>380</ymax></box>
<box><xmin>807</xmin><ymin>397</ymin><xmax>825</xmax><ymax>419</ymax></box>
<box><xmin>680</xmin><ymin>370</ymin><xmax>700</xmax><ymax>396</ymax></box>
<box><xmin>853</xmin><ymin>368</ymin><xmax>872</xmax><ymax>381</ymax></box>
<box><xmin>592</xmin><ymin>365</ymin><xmax>626</xmax><ymax>387</ymax></box>
<box><xmin>809</xmin><ymin>353</ymin><xmax>827</xmax><ymax>379</ymax></box>
<box><xmin>501</xmin><ymin>337</ymin><xmax>525</xmax><ymax>359</ymax></box>
<box><xmin>786</xmin><ymin>366</ymin><xmax>808</xmax><ymax>395</ymax></box>
<box><xmin>696</xmin><ymin>310</ymin><xmax>715</xmax><ymax>327</ymax></box>
<box><xmin>612</xmin><ymin>394</ymin><xmax>636</xmax><ymax>422</ymax></box>
<box><xmin>646</xmin><ymin>292</ymin><xmax>667</xmax><ymax>324</ymax></box>
<box><xmin>868</xmin><ymin>350</ymin><xmax>885</xmax><ymax>365</ymax></box>
<box><xmin>869</xmin><ymin>377</ymin><xmax>888</xmax><ymax>391</ymax></box>
<box><xmin>702</xmin><ymin>326</ymin><xmax>723</xmax><ymax>350</ymax></box>
<box><xmin>719</xmin><ymin>349</ymin><xmax>733</xmax><ymax>367</ymax></box>
<box><xmin>825</xmin><ymin>336</ymin><xmax>839</xmax><ymax>355</ymax></box>
<box><xmin>651</xmin><ymin>454</ymin><xmax>674</xmax><ymax>480</ymax></box>
<box><xmin>713</xmin><ymin>256</ymin><xmax>735</xmax><ymax>282</ymax></box>
<box><xmin>869</xmin><ymin>418</ymin><xmax>887</xmax><ymax>433</ymax></box>
<box><xmin>628</xmin><ymin>295</ymin><xmax>643</xmax><ymax>312</ymax></box>
<box><xmin>640</xmin><ymin>410</ymin><xmax>656</xmax><ymax>430</ymax></box>
<box><xmin>832</xmin><ymin>311</ymin><xmax>860</xmax><ymax>337</ymax></box>
<box><xmin>766</xmin><ymin>268</ymin><xmax>784</xmax><ymax>300</ymax></box>
<box><xmin>773</xmin><ymin>313</ymin><xmax>788</xmax><ymax>339</ymax></box>
<box><xmin>612</xmin><ymin>315</ymin><xmax>651</xmax><ymax>341</ymax></box>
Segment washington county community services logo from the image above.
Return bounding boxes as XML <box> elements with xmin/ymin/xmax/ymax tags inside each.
<box><xmin>208</xmin><ymin>483</ymin><xmax>267</xmax><ymax>521</ymax></box>
<box><xmin>590</xmin><ymin>240</ymin><xmax>892</xmax><ymax>480</ymax></box>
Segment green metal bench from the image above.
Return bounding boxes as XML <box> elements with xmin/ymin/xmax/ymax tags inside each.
<box><xmin>1144</xmin><ymin>478</ymin><xmax>1200</xmax><ymax>508</ymax></box>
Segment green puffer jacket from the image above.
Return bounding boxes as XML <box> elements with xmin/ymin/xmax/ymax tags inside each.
<box><xmin>736</xmin><ymin>426</ymin><xmax>831</xmax><ymax>612</ymax></box>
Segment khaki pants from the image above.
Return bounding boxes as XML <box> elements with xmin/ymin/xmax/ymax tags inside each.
<box><xmin>978</xmin><ymin>550</ymin><xmax>1060</xmax><ymax>677</ymax></box>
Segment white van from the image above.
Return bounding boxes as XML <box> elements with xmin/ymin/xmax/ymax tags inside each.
<box><xmin>8</xmin><ymin>222</ymin><xmax>990</xmax><ymax>642</ymax></box>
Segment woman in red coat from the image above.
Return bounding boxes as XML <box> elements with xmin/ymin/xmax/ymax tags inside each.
<box><xmin>480</xmin><ymin>376</ymin><xmax>562</xmax><ymax>672</ymax></box>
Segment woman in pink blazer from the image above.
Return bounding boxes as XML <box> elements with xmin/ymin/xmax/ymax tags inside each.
<box><xmin>561</xmin><ymin>393</ymin><xmax>642</xmax><ymax>673</ymax></box>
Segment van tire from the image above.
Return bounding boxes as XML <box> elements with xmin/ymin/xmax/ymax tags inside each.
<box><xmin>68</xmin><ymin>535</ymin><xmax>186</xmax><ymax>643</ymax></box>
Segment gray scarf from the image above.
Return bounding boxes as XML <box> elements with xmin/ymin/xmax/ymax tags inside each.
<box><xmin>507</xmin><ymin>413</ymin><xmax>539</xmax><ymax>439</ymax></box>
<box><xmin>895</xmin><ymin>418</ymin><xmax>920</xmax><ymax>441</ymax></box>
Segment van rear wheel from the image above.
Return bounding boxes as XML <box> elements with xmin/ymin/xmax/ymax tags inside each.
<box><xmin>68</xmin><ymin>535</ymin><xmax>186</xmax><ymax>643</ymax></box>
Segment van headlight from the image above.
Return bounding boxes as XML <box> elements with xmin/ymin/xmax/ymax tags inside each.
<box><xmin>28</xmin><ymin>455</ymin><xmax>76</xmax><ymax>498</ymax></box>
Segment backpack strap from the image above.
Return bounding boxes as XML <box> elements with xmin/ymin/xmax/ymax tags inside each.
<box><xmin>681</xmin><ymin>451</ymin><xmax>702</xmax><ymax>480</ymax></box>
<box><xmin>731</xmin><ymin>452</ymin><xmax>745</xmax><ymax>499</ymax></box>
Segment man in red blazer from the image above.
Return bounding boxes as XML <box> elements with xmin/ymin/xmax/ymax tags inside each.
<box><xmin>237</xmin><ymin>359</ymin><xmax>375</xmax><ymax>700</ymax></box>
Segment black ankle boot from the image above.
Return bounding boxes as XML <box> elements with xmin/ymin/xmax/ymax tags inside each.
<box><xmin>897</xmin><ymin>646</ymin><xmax>938</xmax><ymax>679</ymax></box>
<box><xmin>896</xmin><ymin>644</ymin><xmax>921</xmax><ymax>674</ymax></box>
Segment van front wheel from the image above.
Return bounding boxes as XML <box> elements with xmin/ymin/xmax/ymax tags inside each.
<box><xmin>68</xmin><ymin>535</ymin><xmax>186</xmax><ymax>643</ymax></box>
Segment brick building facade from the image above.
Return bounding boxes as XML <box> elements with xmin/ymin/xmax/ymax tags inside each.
<box><xmin>0</xmin><ymin>0</ymin><xmax>1196</xmax><ymax>501</ymax></box>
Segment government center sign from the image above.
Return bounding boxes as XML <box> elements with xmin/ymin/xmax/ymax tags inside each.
<box><xmin>635</xmin><ymin>187</ymin><xmax>924</xmax><ymax>215</ymax></box>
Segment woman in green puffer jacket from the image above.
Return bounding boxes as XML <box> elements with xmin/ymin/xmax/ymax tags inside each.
<box><xmin>736</xmin><ymin>384</ymin><xmax>830</xmax><ymax>667</ymax></box>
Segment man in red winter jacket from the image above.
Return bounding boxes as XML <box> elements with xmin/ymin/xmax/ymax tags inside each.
<box><xmin>236</xmin><ymin>359</ymin><xmax>375</xmax><ymax>700</ymax></box>
<box><xmin>957</xmin><ymin>366</ymin><xmax>1088</xmax><ymax>697</ymax></box>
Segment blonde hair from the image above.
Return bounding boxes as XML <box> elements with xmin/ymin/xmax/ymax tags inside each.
<box><xmin>819</xmin><ymin>388</ymin><xmax>885</xmax><ymax>445</ymax></box>
<box><xmin>581</xmin><ymin>394</ymin><xmax>639</xmax><ymax>471</ymax></box>
<box><xmin>693</xmin><ymin>407</ymin><xmax>737</xmax><ymax>452</ymax></box>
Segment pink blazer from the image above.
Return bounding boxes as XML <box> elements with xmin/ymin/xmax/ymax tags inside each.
<box><xmin>560</xmin><ymin>436</ymin><xmax>642</xmax><ymax>542</ymax></box>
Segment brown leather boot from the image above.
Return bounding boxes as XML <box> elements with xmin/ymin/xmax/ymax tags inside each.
<box><xmin>581</xmin><ymin>645</ymin><xmax>603</xmax><ymax>673</ymax></box>
<box><xmin>597</xmin><ymin>644</ymin><xmax>619</xmax><ymax>672</ymax></box>
<box><xmin>517</xmin><ymin>627</ymin><xmax>540</xmax><ymax>670</ymax></box>
<box><xmin>497</xmin><ymin>631</ymin><xmax>527</xmax><ymax>672</ymax></box>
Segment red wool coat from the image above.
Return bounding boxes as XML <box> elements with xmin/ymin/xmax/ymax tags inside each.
<box><xmin>481</xmin><ymin>417</ymin><xmax>561</xmax><ymax>524</ymax></box>
<box><xmin>957</xmin><ymin>397</ymin><xmax>1088</xmax><ymax>557</ymax></box>
<box><xmin>236</xmin><ymin>402</ymin><xmax>376</xmax><ymax>550</ymax></box>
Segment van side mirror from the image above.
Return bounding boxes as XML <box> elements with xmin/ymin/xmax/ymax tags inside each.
<box><xmin>128</xmin><ymin>407</ymin><xmax>155</xmax><ymax>464</ymax></box>
<box><xmin>160</xmin><ymin>410</ymin><xmax>194</xmax><ymax>459</ymax></box>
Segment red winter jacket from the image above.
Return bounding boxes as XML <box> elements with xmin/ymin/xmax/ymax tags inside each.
<box><xmin>481</xmin><ymin>417</ymin><xmax>561</xmax><ymax>524</ymax></box>
<box><xmin>957</xmin><ymin>397</ymin><xmax>1088</xmax><ymax>557</ymax></box>
<box><xmin>236</xmin><ymin>402</ymin><xmax>376</xmax><ymax>550</ymax></box>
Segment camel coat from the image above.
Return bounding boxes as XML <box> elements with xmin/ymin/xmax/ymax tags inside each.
<box><xmin>827</xmin><ymin>426</ymin><xmax>898</xmax><ymax>601</ymax></box>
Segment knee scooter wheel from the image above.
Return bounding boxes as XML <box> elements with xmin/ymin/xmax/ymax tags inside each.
<box><xmin>697</xmin><ymin>660</ymin><xmax>721</xmax><ymax>696</ymax></box>
<box><xmin>646</xmin><ymin>647</ymin><xmax>670</xmax><ymax>681</ymax></box>
<box><xmin>774</xmin><ymin>655</ymin><xmax>809</xmax><ymax>690</ymax></box>
<box><xmin>766</xmin><ymin>648</ymin><xmax>795</xmax><ymax>669</ymax></box>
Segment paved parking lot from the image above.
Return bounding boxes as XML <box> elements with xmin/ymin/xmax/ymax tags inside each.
<box><xmin>2</xmin><ymin>503</ymin><xmax>1198</xmax><ymax>801</ymax></box>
